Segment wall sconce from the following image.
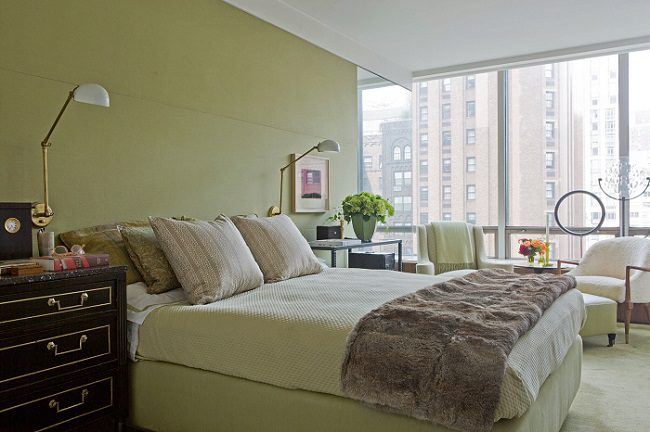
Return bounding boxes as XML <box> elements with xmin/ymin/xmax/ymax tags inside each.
<box><xmin>32</xmin><ymin>84</ymin><xmax>110</xmax><ymax>227</ymax></box>
<box><xmin>268</xmin><ymin>139</ymin><xmax>340</xmax><ymax>216</ymax></box>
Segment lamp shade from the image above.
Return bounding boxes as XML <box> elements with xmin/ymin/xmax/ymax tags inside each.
<box><xmin>316</xmin><ymin>139</ymin><xmax>340</xmax><ymax>153</ymax></box>
<box><xmin>73</xmin><ymin>83</ymin><xmax>110</xmax><ymax>107</ymax></box>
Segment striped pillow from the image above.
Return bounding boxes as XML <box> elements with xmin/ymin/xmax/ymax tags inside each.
<box><xmin>150</xmin><ymin>215</ymin><xmax>263</xmax><ymax>305</ymax></box>
<box><xmin>232</xmin><ymin>214</ymin><xmax>322</xmax><ymax>283</ymax></box>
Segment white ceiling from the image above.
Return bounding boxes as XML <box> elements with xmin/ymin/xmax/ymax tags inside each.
<box><xmin>224</xmin><ymin>0</ymin><xmax>650</xmax><ymax>89</ymax></box>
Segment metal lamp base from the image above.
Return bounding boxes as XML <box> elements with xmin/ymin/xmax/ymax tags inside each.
<box><xmin>267</xmin><ymin>206</ymin><xmax>281</xmax><ymax>217</ymax></box>
<box><xmin>31</xmin><ymin>202</ymin><xmax>53</xmax><ymax>227</ymax></box>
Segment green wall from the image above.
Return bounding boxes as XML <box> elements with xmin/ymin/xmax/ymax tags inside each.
<box><xmin>0</xmin><ymin>0</ymin><xmax>357</xmax><ymax>240</ymax></box>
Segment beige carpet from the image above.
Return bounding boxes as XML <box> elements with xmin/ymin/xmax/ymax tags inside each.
<box><xmin>561</xmin><ymin>324</ymin><xmax>650</xmax><ymax>432</ymax></box>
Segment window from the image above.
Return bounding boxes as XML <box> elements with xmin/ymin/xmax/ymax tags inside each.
<box><xmin>466</xmin><ymin>129</ymin><xmax>476</xmax><ymax>145</ymax></box>
<box><xmin>393</xmin><ymin>172</ymin><xmax>403</xmax><ymax>191</ymax></box>
<box><xmin>466</xmin><ymin>75</ymin><xmax>475</xmax><ymax>89</ymax></box>
<box><xmin>404</xmin><ymin>171</ymin><xmax>412</xmax><ymax>186</ymax></box>
<box><xmin>442</xmin><ymin>78</ymin><xmax>451</xmax><ymax>92</ymax></box>
<box><xmin>545</xmin><ymin>92</ymin><xmax>555</xmax><ymax>109</ymax></box>
<box><xmin>545</xmin><ymin>182</ymin><xmax>555</xmax><ymax>199</ymax></box>
<box><xmin>442</xmin><ymin>185</ymin><xmax>452</xmax><ymax>201</ymax></box>
<box><xmin>609</xmin><ymin>95</ymin><xmax>617</xmax><ymax>104</ymax></box>
<box><xmin>466</xmin><ymin>101</ymin><xmax>475</xmax><ymax>118</ymax></box>
<box><xmin>442</xmin><ymin>131</ymin><xmax>452</xmax><ymax>146</ymax></box>
<box><xmin>403</xmin><ymin>197</ymin><xmax>412</xmax><ymax>212</ymax></box>
<box><xmin>394</xmin><ymin>197</ymin><xmax>403</xmax><ymax>212</ymax></box>
<box><xmin>592</xmin><ymin>146</ymin><xmax>599</xmax><ymax>156</ymax></box>
<box><xmin>545</xmin><ymin>122</ymin><xmax>555</xmax><ymax>141</ymax></box>
<box><xmin>442</xmin><ymin>103</ymin><xmax>451</xmax><ymax>120</ymax></box>
<box><xmin>420</xmin><ymin>134</ymin><xmax>428</xmax><ymax>151</ymax></box>
<box><xmin>466</xmin><ymin>212</ymin><xmax>477</xmax><ymax>224</ymax></box>
<box><xmin>420</xmin><ymin>160</ymin><xmax>428</xmax><ymax>176</ymax></box>
<box><xmin>545</xmin><ymin>152</ymin><xmax>555</xmax><ymax>169</ymax></box>
<box><xmin>544</xmin><ymin>64</ymin><xmax>554</xmax><ymax>79</ymax></box>
<box><xmin>420</xmin><ymin>186</ymin><xmax>428</xmax><ymax>202</ymax></box>
<box><xmin>420</xmin><ymin>213</ymin><xmax>428</xmax><ymax>224</ymax></box>
<box><xmin>466</xmin><ymin>157</ymin><xmax>476</xmax><ymax>172</ymax></box>
<box><xmin>393</xmin><ymin>146</ymin><xmax>401</xmax><ymax>160</ymax></box>
<box><xmin>419</xmin><ymin>81</ymin><xmax>428</xmax><ymax>89</ymax></box>
<box><xmin>442</xmin><ymin>158</ymin><xmax>451</xmax><ymax>173</ymax></box>
<box><xmin>442</xmin><ymin>212</ymin><xmax>452</xmax><ymax>221</ymax></box>
<box><xmin>466</xmin><ymin>185</ymin><xmax>476</xmax><ymax>200</ymax></box>
<box><xmin>420</xmin><ymin>106</ymin><xmax>428</xmax><ymax>124</ymax></box>
<box><xmin>404</xmin><ymin>145</ymin><xmax>411</xmax><ymax>160</ymax></box>
<box><xmin>363</xmin><ymin>156</ymin><xmax>372</xmax><ymax>170</ymax></box>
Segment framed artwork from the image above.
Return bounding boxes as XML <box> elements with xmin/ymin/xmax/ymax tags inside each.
<box><xmin>292</xmin><ymin>153</ymin><xmax>330</xmax><ymax>213</ymax></box>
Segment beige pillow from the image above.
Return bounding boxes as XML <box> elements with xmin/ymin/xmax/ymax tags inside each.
<box><xmin>232</xmin><ymin>214</ymin><xmax>322</xmax><ymax>283</ymax></box>
<box><xmin>59</xmin><ymin>221</ymin><xmax>149</xmax><ymax>285</ymax></box>
<box><xmin>149</xmin><ymin>215</ymin><xmax>263</xmax><ymax>305</ymax></box>
<box><xmin>118</xmin><ymin>225</ymin><xmax>180</xmax><ymax>295</ymax></box>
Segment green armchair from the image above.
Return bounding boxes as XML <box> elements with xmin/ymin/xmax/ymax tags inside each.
<box><xmin>416</xmin><ymin>221</ymin><xmax>513</xmax><ymax>277</ymax></box>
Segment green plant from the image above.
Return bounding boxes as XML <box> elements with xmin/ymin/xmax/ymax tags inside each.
<box><xmin>340</xmin><ymin>192</ymin><xmax>394</xmax><ymax>224</ymax></box>
<box><xmin>326</xmin><ymin>206</ymin><xmax>345</xmax><ymax>224</ymax></box>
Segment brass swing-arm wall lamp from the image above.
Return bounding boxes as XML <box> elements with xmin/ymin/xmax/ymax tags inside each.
<box><xmin>32</xmin><ymin>83</ymin><xmax>110</xmax><ymax>227</ymax></box>
<box><xmin>268</xmin><ymin>139</ymin><xmax>340</xmax><ymax>217</ymax></box>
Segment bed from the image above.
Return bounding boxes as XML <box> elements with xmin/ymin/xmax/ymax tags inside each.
<box><xmin>126</xmin><ymin>267</ymin><xmax>585</xmax><ymax>432</ymax></box>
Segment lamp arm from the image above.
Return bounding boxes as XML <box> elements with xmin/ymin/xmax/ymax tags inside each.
<box><xmin>278</xmin><ymin>145</ymin><xmax>318</xmax><ymax>172</ymax></box>
<box><xmin>41</xmin><ymin>90</ymin><xmax>75</xmax><ymax>146</ymax></box>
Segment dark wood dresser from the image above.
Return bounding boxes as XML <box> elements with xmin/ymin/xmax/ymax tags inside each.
<box><xmin>0</xmin><ymin>266</ymin><xmax>127</xmax><ymax>431</ymax></box>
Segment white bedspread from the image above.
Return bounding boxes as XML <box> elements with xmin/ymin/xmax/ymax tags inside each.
<box><xmin>128</xmin><ymin>268</ymin><xmax>584</xmax><ymax>420</ymax></box>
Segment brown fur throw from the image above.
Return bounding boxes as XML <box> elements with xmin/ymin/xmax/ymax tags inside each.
<box><xmin>341</xmin><ymin>268</ymin><xmax>576</xmax><ymax>432</ymax></box>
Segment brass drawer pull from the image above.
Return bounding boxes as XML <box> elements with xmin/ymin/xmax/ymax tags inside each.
<box><xmin>48</xmin><ymin>388</ymin><xmax>89</xmax><ymax>413</ymax></box>
<box><xmin>47</xmin><ymin>334</ymin><xmax>88</xmax><ymax>356</ymax></box>
<box><xmin>47</xmin><ymin>292</ymin><xmax>89</xmax><ymax>310</ymax></box>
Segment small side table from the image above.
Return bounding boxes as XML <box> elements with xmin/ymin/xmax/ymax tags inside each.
<box><xmin>309</xmin><ymin>239</ymin><xmax>403</xmax><ymax>271</ymax></box>
<box><xmin>513</xmin><ymin>262</ymin><xmax>571</xmax><ymax>275</ymax></box>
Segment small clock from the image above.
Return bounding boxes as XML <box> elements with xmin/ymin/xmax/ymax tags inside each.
<box><xmin>4</xmin><ymin>217</ymin><xmax>21</xmax><ymax>234</ymax></box>
<box><xmin>0</xmin><ymin>203</ymin><xmax>32</xmax><ymax>260</ymax></box>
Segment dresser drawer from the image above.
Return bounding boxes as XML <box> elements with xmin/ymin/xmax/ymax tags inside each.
<box><xmin>0</xmin><ymin>374</ymin><xmax>114</xmax><ymax>432</ymax></box>
<box><xmin>0</xmin><ymin>318</ymin><xmax>117</xmax><ymax>390</ymax></box>
<box><xmin>0</xmin><ymin>283</ymin><xmax>114</xmax><ymax>326</ymax></box>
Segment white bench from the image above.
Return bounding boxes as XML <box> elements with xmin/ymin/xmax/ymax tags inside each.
<box><xmin>580</xmin><ymin>293</ymin><xmax>618</xmax><ymax>346</ymax></box>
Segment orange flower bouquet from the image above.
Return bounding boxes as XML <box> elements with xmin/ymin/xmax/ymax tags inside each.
<box><xmin>518</xmin><ymin>238</ymin><xmax>547</xmax><ymax>265</ymax></box>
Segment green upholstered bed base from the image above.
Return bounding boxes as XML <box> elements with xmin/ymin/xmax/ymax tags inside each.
<box><xmin>128</xmin><ymin>336</ymin><xmax>582</xmax><ymax>432</ymax></box>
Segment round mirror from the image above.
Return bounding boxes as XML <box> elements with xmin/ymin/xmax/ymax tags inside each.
<box><xmin>554</xmin><ymin>190</ymin><xmax>605</xmax><ymax>236</ymax></box>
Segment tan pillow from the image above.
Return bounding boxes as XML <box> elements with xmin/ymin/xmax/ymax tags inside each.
<box><xmin>149</xmin><ymin>215</ymin><xmax>264</xmax><ymax>305</ymax></box>
<box><xmin>232</xmin><ymin>214</ymin><xmax>322</xmax><ymax>283</ymax></box>
<box><xmin>59</xmin><ymin>221</ymin><xmax>148</xmax><ymax>285</ymax></box>
<box><xmin>118</xmin><ymin>225</ymin><xmax>180</xmax><ymax>295</ymax></box>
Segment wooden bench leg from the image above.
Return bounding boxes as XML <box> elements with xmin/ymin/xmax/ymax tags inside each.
<box><xmin>625</xmin><ymin>302</ymin><xmax>633</xmax><ymax>344</ymax></box>
<box><xmin>607</xmin><ymin>333</ymin><xmax>616</xmax><ymax>347</ymax></box>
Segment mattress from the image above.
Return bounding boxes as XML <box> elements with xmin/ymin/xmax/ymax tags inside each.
<box><xmin>130</xmin><ymin>268</ymin><xmax>585</xmax><ymax>421</ymax></box>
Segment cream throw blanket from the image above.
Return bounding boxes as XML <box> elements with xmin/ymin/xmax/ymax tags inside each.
<box><xmin>432</xmin><ymin>222</ymin><xmax>475</xmax><ymax>274</ymax></box>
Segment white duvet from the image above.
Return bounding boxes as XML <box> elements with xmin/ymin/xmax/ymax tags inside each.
<box><xmin>127</xmin><ymin>268</ymin><xmax>584</xmax><ymax>421</ymax></box>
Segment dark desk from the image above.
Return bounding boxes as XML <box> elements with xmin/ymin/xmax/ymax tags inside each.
<box><xmin>309</xmin><ymin>239</ymin><xmax>403</xmax><ymax>271</ymax></box>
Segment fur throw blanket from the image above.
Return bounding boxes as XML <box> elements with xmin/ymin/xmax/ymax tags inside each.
<box><xmin>341</xmin><ymin>268</ymin><xmax>576</xmax><ymax>432</ymax></box>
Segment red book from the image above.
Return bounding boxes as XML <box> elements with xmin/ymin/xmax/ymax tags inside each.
<box><xmin>32</xmin><ymin>254</ymin><xmax>110</xmax><ymax>271</ymax></box>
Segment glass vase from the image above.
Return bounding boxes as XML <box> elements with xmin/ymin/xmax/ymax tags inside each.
<box><xmin>527</xmin><ymin>255</ymin><xmax>535</xmax><ymax>265</ymax></box>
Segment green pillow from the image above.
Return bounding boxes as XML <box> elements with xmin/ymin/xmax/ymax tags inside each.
<box><xmin>59</xmin><ymin>221</ymin><xmax>148</xmax><ymax>285</ymax></box>
<box><xmin>118</xmin><ymin>225</ymin><xmax>180</xmax><ymax>294</ymax></box>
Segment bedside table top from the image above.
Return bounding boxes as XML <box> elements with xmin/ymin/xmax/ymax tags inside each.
<box><xmin>0</xmin><ymin>265</ymin><xmax>127</xmax><ymax>286</ymax></box>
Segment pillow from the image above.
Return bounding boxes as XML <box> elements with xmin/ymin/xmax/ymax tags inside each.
<box><xmin>118</xmin><ymin>225</ymin><xmax>180</xmax><ymax>295</ymax></box>
<box><xmin>231</xmin><ymin>214</ymin><xmax>322</xmax><ymax>283</ymax></box>
<box><xmin>149</xmin><ymin>215</ymin><xmax>263</xmax><ymax>305</ymax></box>
<box><xmin>59</xmin><ymin>221</ymin><xmax>149</xmax><ymax>285</ymax></box>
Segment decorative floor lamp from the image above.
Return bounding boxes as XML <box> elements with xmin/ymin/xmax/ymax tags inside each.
<box><xmin>268</xmin><ymin>139</ymin><xmax>340</xmax><ymax>217</ymax></box>
<box><xmin>32</xmin><ymin>84</ymin><xmax>110</xmax><ymax>227</ymax></box>
<box><xmin>598</xmin><ymin>159</ymin><xmax>650</xmax><ymax>237</ymax></box>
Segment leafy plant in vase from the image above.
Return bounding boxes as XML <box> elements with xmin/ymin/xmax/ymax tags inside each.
<box><xmin>340</xmin><ymin>192</ymin><xmax>394</xmax><ymax>242</ymax></box>
<box><xmin>326</xmin><ymin>207</ymin><xmax>346</xmax><ymax>239</ymax></box>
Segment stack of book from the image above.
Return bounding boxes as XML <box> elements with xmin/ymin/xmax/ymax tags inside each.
<box><xmin>309</xmin><ymin>239</ymin><xmax>363</xmax><ymax>247</ymax></box>
<box><xmin>0</xmin><ymin>261</ymin><xmax>44</xmax><ymax>277</ymax></box>
<box><xmin>31</xmin><ymin>254</ymin><xmax>110</xmax><ymax>271</ymax></box>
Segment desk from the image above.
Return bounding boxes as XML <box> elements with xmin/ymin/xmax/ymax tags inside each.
<box><xmin>309</xmin><ymin>239</ymin><xmax>403</xmax><ymax>271</ymax></box>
